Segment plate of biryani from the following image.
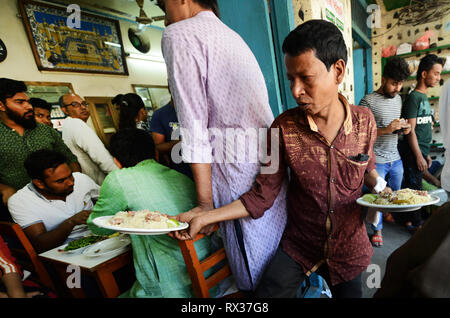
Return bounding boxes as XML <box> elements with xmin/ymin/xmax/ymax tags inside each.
<box><xmin>356</xmin><ymin>188</ymin><xmax>440</xmax><ymax>212</ymax></box>
<box><xmin>92</xmin><ymin>210</ymin><xmax>188</xmax><ymax>235</ymax></box>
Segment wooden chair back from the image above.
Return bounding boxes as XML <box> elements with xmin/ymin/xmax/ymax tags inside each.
<box><xmin>178</xmin><ymin>225</ymin><xmax>242</xmax><ymax>298</ymax></box>
<box><xmin>0</xmin><ymin>221</ymin><xmax>55</xmax><ymax>290</ymax></box>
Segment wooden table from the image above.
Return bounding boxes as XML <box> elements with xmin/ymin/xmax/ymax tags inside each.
<box><xmin>39</xmin><ymin>244</ymin><xmax>133</xmax><ymax>298</ymax></box>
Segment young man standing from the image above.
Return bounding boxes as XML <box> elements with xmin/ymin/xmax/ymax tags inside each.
<box><xmin>398</xmin><ymin>54</ymin><xmax>444</xmax><ymax>232</ymax></box>
<box><xmin>159</xmin><ymin>0</ymin><xmax>287</xmax><ymax>292</ymax></box>
<box><xmin>359</xmin><ymin>57</ymin><xmax>411</xmax><ymax>247</ymax></box>
<box><xmin>175</xmin><ymin>20</ymin><xmax>390</xmax><ymax>298</ymax></box>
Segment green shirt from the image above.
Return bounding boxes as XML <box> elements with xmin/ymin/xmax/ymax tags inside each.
<box><xmin>402</xmin><ymin>90</ymin><xmax>433</xmax><ymax>157</ymax></box>
<box><xmin>87</xmin><ymin>159</ymin><xmax>220</xmax><ymax>298</ymax></box>
<box><xmin>0</xmin><ymin>121</ymin><xmax>78</xmax><ymax>190</ymax></box>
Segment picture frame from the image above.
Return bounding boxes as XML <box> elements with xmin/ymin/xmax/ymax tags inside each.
<box><xmin>19</xmin><ymin>0</ymin><xmax>129</xmax><ymax>75</ymax></box>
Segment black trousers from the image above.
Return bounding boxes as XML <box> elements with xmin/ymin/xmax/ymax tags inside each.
<box><xmin>396</xmin><ymin>141</ymin><xmax>425</xmax><ymax>226</ymax></box>
<box><xmin>253</xmin><ymin>247</ymin><xmax>362</xmax><ymax>298</ymax></box>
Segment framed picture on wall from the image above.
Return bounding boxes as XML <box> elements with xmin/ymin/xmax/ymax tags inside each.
<box><xmin>18</xmin><ymin>0</ymin><xmax>129</xmax><ymax>75</ymax></box>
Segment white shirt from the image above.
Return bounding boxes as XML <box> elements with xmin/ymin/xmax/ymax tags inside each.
<box><xmin>8</xmin><ymin>172</ymin><xmax>100</xmax><ymax>241</ymax></box>
<box><xmin>62</xmin><ymin>117</ymin><xmax>118</xmax><ymax>185</ymax></box>
<box><xmin>439</xmin><ymin>80</ymin><xmax>450</xmax><ymax>192</ymax></box>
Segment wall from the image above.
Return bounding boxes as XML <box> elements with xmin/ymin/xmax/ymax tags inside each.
<box><xmin>0</xmin><ymin>0</ymin><xmax>168</xmax><ymax>98</ymax></box>
<box><xmin>292</xmin><ymin>0</ymin><xmax>355</xmax><ymax>104</ymax></box>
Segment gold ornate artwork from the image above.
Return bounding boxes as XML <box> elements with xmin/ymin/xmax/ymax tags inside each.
<box><xmin>19</xmin><ymin>0</ymin><xmax>128</xmax><ymax>75</ymax></box>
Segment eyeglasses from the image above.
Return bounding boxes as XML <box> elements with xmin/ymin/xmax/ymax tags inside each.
<box><xmin>64</xmin><ymin>101</ymin><xmax>89</xmax><ymax>108</ymax></box>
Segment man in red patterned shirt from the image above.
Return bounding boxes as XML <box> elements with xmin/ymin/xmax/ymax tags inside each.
<box><xmin>174</xmin><ymin>20</ymin><xmax>390</xmax><ymax>298</ymax></box>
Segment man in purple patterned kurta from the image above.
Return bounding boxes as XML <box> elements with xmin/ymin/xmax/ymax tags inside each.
<box><xmin>159</xmin><ymin>0</ymin><xmax>287</xmax><ymax>291</ymax></box>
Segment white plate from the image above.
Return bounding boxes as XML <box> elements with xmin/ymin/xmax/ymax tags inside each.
<box><xmin>92</xmin><ymin>215</ymin><xmax>189</xmax><ymax>235</ymax></box>
<box><xmin>356</xmin><ymin>195</ymin><xmax>440</xmax><ymax>212</ymax></box>
<box><xmin>57</xmin><ymin>235</ymin><xmax>107</xmax><ymax>254</ymax></box>
<box><xmin>82</xmin><ymin>235</ymin><xmax>131</xmax><ymax>258</ymax></box>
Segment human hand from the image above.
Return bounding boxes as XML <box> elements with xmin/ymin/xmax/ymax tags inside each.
<box><xmin>0</xmin><ymin>186</ymin><xmax>17</xmax><ymax>205</ymax></box>
<box><xmin>416</xmin><ymin>155</ymin><xmax>428</xmax><ymax>172</ymax></box>
<box><xmin>169</xmin><ymin>205</ymin><xmax>216</xmax><ymax>240</ymax></box>
<box><xmin>380</xmin><ymin>186</ymin><xmax>392</xmax><ymax>195</ymax></box>
<box><xmin>172</xmin><ymin>215</ymin><xmax>206</xmax><ymax>241</ymax></box>
<box><xmin>400</xmin><ymin>119</ymin><xmax>411</xmax><ymax>135</ymax></box>
<box><xmin>388</xmin><ymin>119</ymin><xmax>403</xmax><ymax>133</ymax></box>
<box><xmin>69</xmin><ymin>210</ymin><xmax>91</xmax><ymax>226</ymax></box>
<box><xmin>426</xmin><ymin>156</ymin><xmax>433</xmax><ymax>169</ymax></box>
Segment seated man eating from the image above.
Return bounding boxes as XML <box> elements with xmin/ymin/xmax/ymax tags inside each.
<box><xmin>8</xmin><ymin>149</ymin><xmax>100</xmax><ymax>253</ymax></box>
<box><xmin>87</xmin><ymin>128</ymin><xmax>226</xmax><ymax>298</ymax></box>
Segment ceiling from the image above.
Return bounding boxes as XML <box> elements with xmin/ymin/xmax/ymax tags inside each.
<box><xmin>43</xmin><ymin>0</ymin><xmax>166</xmax><ymax>28</ymax></box>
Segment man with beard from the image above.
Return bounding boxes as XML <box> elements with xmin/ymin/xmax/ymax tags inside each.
<box><xmin>397</xmin><ymin>54</ymin><xmax>445</xmax><ymax>233</ymax></box>
<box><xmin>0</xmin><ymin>78</ymin><xmax>80</xmax><ymax>221</ymax></box>
<box><xmin>7</xmin><ymin>149</ymin><xmax>99</xmax><ymax>252</ymax></box>
<box><xmin>359</xmin><ymin>56</ymin><xmax>411</xmax><ymax>247</ymax></box>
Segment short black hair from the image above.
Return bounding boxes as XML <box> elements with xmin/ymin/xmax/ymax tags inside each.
<box><xmin>29</xmin><ymin>98</ymin><xmax>52</xmax><ymax>112</ymax></box>
<box><xmin>113</xmin><ymin>93</ymin><xmax>146</xmax><ymax>130</ymax></box>
<box><xmin>0</xmin><ymin>78</ymin><xmax>27</xmax><ymax>105</ymax></box>
<box><xmin>282</xmin><ymin>19</ymin><xmax>347</xmax><ymax>71</ymax></box>
<box><xmin>193</xmin><ymin>0</ymin><xmax>220</xmax><ymax>18</ymax></box>
<box><xmin>109</xmin><ymin>128</ymin><xmax>155</xmax><ymax>168</ymax></box>
<box><xmin>158</xmin><ymin>0</ymin><xmax>220</xmax><ymax>18</ymax></box>
<box><xmin>417</xmin><ymin>54</ymin><xmax>445</xmax><ymax>81</ymax></box>
<box><xmin>383</xmin><ymin>56</ymin><xmax>411</xmax><ymax>82</ymax></box>
<box><xmin>24</xmin><ymin>149</ymin><xmax>68</xmax><ymax>180</ymax></box>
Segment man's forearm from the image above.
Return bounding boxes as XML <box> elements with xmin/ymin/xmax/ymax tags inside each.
<box><xmin>2</xmin><ymin>272</ymin><xmax>26</xmax><ymax>298</ymax></box>
<box><xmin>407</xmin><ymin>131</ymin><xmax>424</xmax><ymax>159</ymax></box>
<box><xmin>32</xmin><ymin>220</ymin><xmax>75</xmax><ymax>252</ymax></box>
<box><xmin>377</xmin><ymin>127</ymin><xmax>392</xmax><ymax>136</ymax></box>
<box><xmin>155</xmin><ymin>140</ymin><xmax>179</xmax><ymax>155</ymax></box>
<box><xmin>364</xmin><ymin>169</ymin><xmax>379</xmax><ymax>192</ymax></box>
<box><xmin>191</xmin><ymin>163</ymin><xmax>214</xmax><ymax>207</ymax></box>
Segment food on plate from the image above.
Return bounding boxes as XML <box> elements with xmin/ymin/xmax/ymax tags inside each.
<box><xmin>362</xmin><ymin>188</ymin><xmax>432</xmax><ymax>205</ymax></box>
<box><xmin>108</xmin><ymin>210</ymin><xmax>181</xmax><ymax>229</ymax></box>
<box><xmin>62</xmin><ymin>235</ymin><xmax>107</xmax><ymax>251</ymax></box>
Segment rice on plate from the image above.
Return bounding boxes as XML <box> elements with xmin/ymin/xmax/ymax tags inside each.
<box><xmin>372</xmin><ymin>188</ymin><xmax>432</xmax><ymax>205</ymax></box>
<box><xmin>108</xmin><ymin>210</ymin><xmax>180</xmax><ymax>229</ymax></box>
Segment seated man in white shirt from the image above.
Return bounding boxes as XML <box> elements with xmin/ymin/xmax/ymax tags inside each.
<box><xmin>59</xmin><ymin>93</ymin><xmax>118</xmax><ymax>185</ymax></box>
<box><xmin>8</xmin><ymin>149</ymin><xmax>100</xmax><ymax>253</ymax></box>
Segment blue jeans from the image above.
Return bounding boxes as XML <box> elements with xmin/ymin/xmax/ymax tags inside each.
<box><xmin>372</xmin><ymin>159</ymin><xmax>404</xmax><ymax>231</ymax></box>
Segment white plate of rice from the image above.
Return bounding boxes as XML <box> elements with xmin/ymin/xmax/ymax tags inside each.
<box><xmin>92</xmin><ymin>210</ymin><xmax>189</xmax><ymax>235</ymax></box>
<box><xmin>356</xmin><ymin>189</ymin><xmax>440</xmax><ymax>212</ymax></box>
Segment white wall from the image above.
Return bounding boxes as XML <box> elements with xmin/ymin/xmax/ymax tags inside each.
<box><xmin>0</xmin><ymin>0</ymin><xmax>168</xmax><ymax>98</ymax></box>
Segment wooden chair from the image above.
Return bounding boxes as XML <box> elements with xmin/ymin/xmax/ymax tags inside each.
<box><xmin>0</xmin><ymin>221</ymin><xmax>55</xmax><ymax>290</ymax></box>
<box><xmin>178</xmin><ymin>225</ymin><xmax>242</xmax><ymax>298</ymax></box>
